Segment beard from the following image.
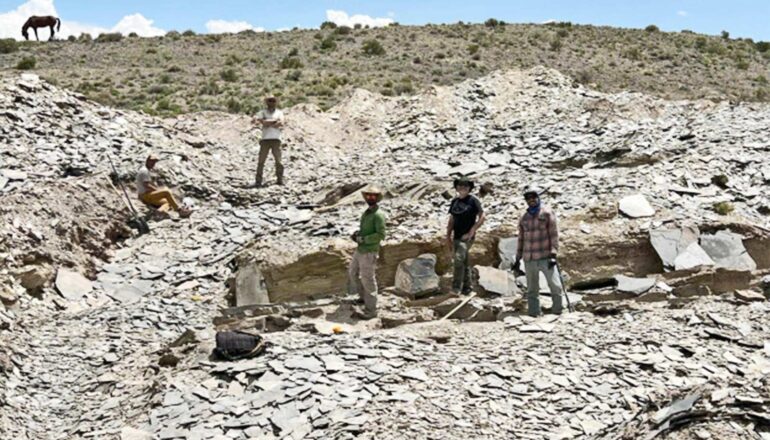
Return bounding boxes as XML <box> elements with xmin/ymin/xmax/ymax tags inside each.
<box><xmin>365</xmin><ymin>199</ymin><xmax>378</xmax><ymax>206</ymax></box>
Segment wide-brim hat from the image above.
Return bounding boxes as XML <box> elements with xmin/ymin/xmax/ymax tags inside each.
<box><xmin>361</xmin><ymin>185</ymin><xmax>384</xmax><ymax>201</ymax></box>
<box><xmin>453</xmin><ymin>177</ymin><xmax>474</xmax><ymax>190</ymax></box>
<box><xmin>146</xmin><ymin>153</ymin><xmax>159</xmax><ymax>162</ymax></box>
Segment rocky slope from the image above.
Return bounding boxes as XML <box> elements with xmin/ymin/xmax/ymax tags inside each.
<box><xmin>0</xmin><ymin>67</ymin><xmax>768</xmax><ymax>440</ymax></box>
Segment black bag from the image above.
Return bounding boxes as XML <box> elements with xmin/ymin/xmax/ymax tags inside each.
<box><xmin>214</xmin><ymin>331</ymin><xmax>266</xmax><ymax>361</ymax></box>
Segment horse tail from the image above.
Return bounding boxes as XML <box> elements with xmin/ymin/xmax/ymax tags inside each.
<box><xmin>56</xmin><ymin>17</ymin><xmax>61</xmax><ymax>31</ymax></box>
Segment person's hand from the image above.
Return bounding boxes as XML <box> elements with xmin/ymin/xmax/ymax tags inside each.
<box><xmin>461</xmin><ymin>230</ymin><xmax>474</xmax><ymax>241</ymax></box>
<box><xmin>445</xmin><ymin>238</ymin><xmax>453</xmax><ymax>252</ymax></box>
<box><xmin>548</xmin><ymin>254</ymin><xmax>557</xmax><ymax>269</ymax></box>
<box><xmin>513</xmin><ymin>257</ymin><xmax>522</xmax><ymax>275</ymax></box>
<box><xmin>351</xmin><ymin>230</ymin><xmax>360</xmax><ymax>242</ymax></box>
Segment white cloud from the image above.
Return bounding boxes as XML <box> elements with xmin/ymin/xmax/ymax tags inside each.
<box><xmin>677</xmin><ymin>10</ymin><xmax>688</xmax><ymax>17</ymax></box>
<box><xmin>0</xmin><ymin>0</ymin><xmax>165</xmax><ymax>40</ymax></box>
<box><xmin>206</xmin><ymin>19</ymin><xmax>264</xmax><ymax>34</ymax></box>
<box><xmin>112</xmin><ymin>13</ymin><xmax>164</xmax><ymax>37</ymax></box>
<box><xmin>325</xmin><ymin>9</ymin><xmax>394</xmax><ymax>28</ymax></box>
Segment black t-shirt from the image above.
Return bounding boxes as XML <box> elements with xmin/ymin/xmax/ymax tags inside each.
<box><xmin>449</xmin><ymin>195</ymin><xmax>483</xmax><ymax>238</ymax></box>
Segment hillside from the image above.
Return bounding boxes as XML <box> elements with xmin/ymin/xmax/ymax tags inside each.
<box><xmin>1</xmin><ymin>21</ymin><xmax>770</xmax><ymax>116</ymax></box>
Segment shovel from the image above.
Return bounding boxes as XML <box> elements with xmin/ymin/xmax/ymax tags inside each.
<box><xmin>105</xmin><ymin>154</ymin><xmax>150</xmax><ymax>235</ymax></box>
<box><xmin>555</xmin><ymin>261</ymin><xmax>575</xmax><ymax>313</ymax></box>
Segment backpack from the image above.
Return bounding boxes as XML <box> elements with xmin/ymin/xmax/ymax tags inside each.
<box><xmin>214</xmin><ymin>331</ymin><xmax>266</xmax><ymax>361</ymax></box>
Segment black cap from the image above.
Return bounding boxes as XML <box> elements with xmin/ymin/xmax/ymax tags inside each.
<box><xmin>453</xmin><ymin>176</ymin><xmax>475</xmax><ymax>190</ymax></box>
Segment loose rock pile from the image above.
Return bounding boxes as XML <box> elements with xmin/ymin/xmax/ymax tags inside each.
<box><xmin>0</xmin><ymin>66</ymin><xmax>768</xmax><ymax>439</ymax></box>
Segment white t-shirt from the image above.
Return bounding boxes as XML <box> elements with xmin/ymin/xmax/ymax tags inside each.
<box><xmin>136</xmin><ymin>166</ymin><xmax>151</xmax><ymax>196</ymax></box>
<box><xmin>260</xmin><ymin>108</ymin><xmax>285</xmax><ymax>141</ymax></box>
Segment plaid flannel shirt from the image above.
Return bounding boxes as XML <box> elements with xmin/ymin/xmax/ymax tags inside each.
<box><xmin>516</xmin><ymin>206</ymin><xmax>559</xmax><ymax>261</ymax></box>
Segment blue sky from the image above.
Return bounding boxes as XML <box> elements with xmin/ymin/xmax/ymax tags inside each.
<box><xmin>1</xmin><ymin>0</ymin><xmax>769</xmax><ymax>41</ymax></box>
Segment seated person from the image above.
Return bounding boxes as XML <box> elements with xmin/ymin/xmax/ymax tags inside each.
<box><xmin>135</xmin><ymin>154</ymin><xmax>190</xmax><ymax>217</ymax></box>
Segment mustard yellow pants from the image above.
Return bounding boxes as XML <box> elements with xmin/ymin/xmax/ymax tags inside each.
<box><xmin>140</xmin><ymin>189</ymin><xmax>180</xmax><ymax>212</ymax></box>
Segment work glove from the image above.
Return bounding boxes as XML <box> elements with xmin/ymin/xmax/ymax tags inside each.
<box><xmin>351</xmin><ymin>230</ymin><xmax>360</xmax><ymax>242</ymax></box>
<box><xmin>548</xmin><ymin>254</ymin><xmax>557</xmax><ymax>269</ymax></box>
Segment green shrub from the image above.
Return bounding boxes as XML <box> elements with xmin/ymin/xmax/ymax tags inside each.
<box><xmin>320</xmin><ymin>21</ymin><xmax>337</xmax><ymax>30</ymax></box>
<box><xmin>712</xmin><ymin>202</ymin><xmax>734</xmax><ymax>215</ymax></box>
<box><xmin>182</xmin><ymin>30</ymin><xmax>196</xmax><ymax>37</ymax></box>
<box><xmin>280</xmin><ymin>56</ymin><xmax>303</xmax><ymax>69</ymax></box>
<box><xmin>467</xmin><ymin>44</ymin><xmax>479</xmax><ymax>55</ymax></box>
<box><xmin>362</xmin><ymin>39</ymin><xmax>385</xmax><ymax>56</ymax></box>
<box><xmin>755</xmin><ymin>41</ymin><xmax>770</xmax><ymax>52</ymax></box>
<box><xmin>556</xmin><ymin>28</ymin><xmax>569</xmax><ymax>38</ymax></box>
<box><xmin>549</xmin><ymin>38</ymin><xmax>563</xmax><ymax>51</ymax></box>
<box><xmin>737</xmin><ymin>60</ymin><xmax>749</xmax><ymax>70</ymax></box>
<box><xmin>78</xmin><ymin>33</ymin><xmax>93</xmax><ymax>42</ymax></box>
<box><xmin>166</xmin><ymin>31</ymin><xmax>181</xmax><ymax>40</ymax></box>
<box><xmin>16</xmin><ymin>57</ymin><xmax>36</xmax><ymax>70</ymax></box>
<box><xmin>334</xmin><ymin>26</ymin><xmax>352</xmax><ymax>36</ymax></box>
<box><xmin>288</xmin><ymin>47</ymin><xmax>299</xmax><ymax>56</ymax></box>
<box><xmin>484</xmin><ymin>18</ymin><xmax>503</xmax><ymax>28</ymax></box>
<box><xmin>67</xmin><ymin>35</ymin><xmax>76</xmax><ymax>42</ymax></box>
<box><xmin>198</xmin><ymin>79</ymin><xmax>221</xmax><ymax>95</ymax></box>
<box><xmin>286</xmin><ymin>70</ymin><xmax>301</xmax><ymax>81</ymax></box>
<box><xmin>320</xmin><ymin>36</ymin><xmax>336</xmax><ymax>51</ymax></box>
<box><xmin>220</xmin><ymin>68</ymin><xmax>238</xmax><ymax>82</ymax></box>
<box><xmin>96</xmin><ymin>32</ymin><xmax>123</xmax><ymax>43</ymax></box>
<box><xmin>721</xmin><ymin>30</ymin><xmax>730</xmax><ymax>40</ymax></box>
<box><xmin>645</xmin><ymin>25</ymin><xmax>659</xmax><ymax>33</ymax></box>
<box><xmin>0</xmin><ymin>38</ymin><xmax>19</xmax><ymax>54</ymax></box>
<box><xmin>128</xmin><ymin>32</ymin><xmax>138</xmax><ymax>38</ymax></box>
<box><xmin>167</xmin><ymin>65</ymin><xmax>182</xmax><ymax>73</ymax></box>
<box><xmin>226</xmin><ymin>97</ymin><xmax>243</xmax><ymax>113</ymax></box>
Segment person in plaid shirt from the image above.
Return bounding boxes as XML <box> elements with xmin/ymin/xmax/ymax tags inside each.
<box><xmin>514</xmin><ymin>186</ymin><xmax>565</xmax><ymax>316</ymax></box>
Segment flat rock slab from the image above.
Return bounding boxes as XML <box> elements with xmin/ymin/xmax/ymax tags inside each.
<box><xmin>615</xmin><ymin>275</ymin><xmax>656</xmax><ymax>295</ymax></box>
<box><xmin>674</xmin><ymin>242</ymin><xmax>715</xmax><ymax>271</ymax></box>
<box><xmin>120</xmin><ymin>427</ymin><xmax>153</xmax><ymax>440</ymax></box>
<box><xmin>55</xmin><ymin>268</ymin><xmax>93</xmax><ymax>300</ymax></box>
<box><xmin>235</xmin><ymin>263</ymin><xmax>269</xmax><ymax>306</ymax></box>
<box><xmin>650</xmin><ymin>227</ymin><xmax>699</xmax><ymax>269</ymax></box>
<box><xmin>734</xmin><ymin>290</ymin><xmax>765</xmax><ymax>302</ymax></box>
<box><xmin>2</xmin><ymin>169</ymin><xmax>28</xmax><ymax>181</ymax></box>
<box><xmin>700</xmin><ymin>230</ymin><xmax>757</xmax><ymax>271</ymax></box>
<box><xmin>619</xmin><ymin>194</ymin><xmax>655</xmax><ymax>218</ymax></box>
<box><xmin>475</xmin><ymin>265</ymin><xmax>518</xmax><ymax>296</ymax></box>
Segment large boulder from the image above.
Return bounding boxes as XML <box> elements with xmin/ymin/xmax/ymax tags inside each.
<box><xmin>394</xmin><ymin>254</ymin><xmax>440</xmax><ymax>298</ymax></box>
<box><xmin>699</xmin><ymin>230</ymin><xmax>757</xmax><ymax>272</ymax></box>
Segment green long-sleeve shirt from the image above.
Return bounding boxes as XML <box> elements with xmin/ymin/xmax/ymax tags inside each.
<box><xmin>358</xmin><ymin>206</ymin><xmax>386</xmax><ymax>253</ymax></box>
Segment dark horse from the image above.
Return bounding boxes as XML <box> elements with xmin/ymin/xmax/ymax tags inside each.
<box><xmin>22</xmin><ymin>16</ymin><xmax>61</xmax><ymax>41</ymax></box>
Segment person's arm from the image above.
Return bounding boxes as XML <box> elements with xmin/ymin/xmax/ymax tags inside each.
<box><xmin>273</xmin><ymin>111</ymin><xmax>285</xmax><ymax>128</ymax></box>
<box><xmin>361</xmin><ymin>214</ymin><xmax>386</xmax><ymax>245</ymax></box>
<box><xmin>548</xmin><ymin>211</ymin><xmax>559</xmax><ymax>256</ymax></box>
<box><xmin>466</xmin><ymin>210</ymin><xmax>485</xmax><ymax>239</ymax></box>
<box><xmin>446</xmin><ymin>216</ymin><xmax>454</xmax><ymax>249</ymax></box>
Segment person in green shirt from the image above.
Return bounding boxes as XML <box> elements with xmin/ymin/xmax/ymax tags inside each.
<box><xmin>348</xmin><ymin>185</ymin><xmax>386</xmax><ymax>319</ymax></box>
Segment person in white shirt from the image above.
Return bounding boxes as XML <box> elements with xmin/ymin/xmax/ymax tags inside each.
<box><xmin>136</xmin><ymin>154</ymin><xmax>190</xmax><ymax>217</ymax></box>
<box><xmin>253</xmin><ymin>96</ymin><xmax>285</xmax><ymax>187</ymax></box>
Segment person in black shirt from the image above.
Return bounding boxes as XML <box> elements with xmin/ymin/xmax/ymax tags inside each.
<box><xmin>446</xmin><ymin>177</ymin><xmax>485</xmax><ymax>295</ymax></box>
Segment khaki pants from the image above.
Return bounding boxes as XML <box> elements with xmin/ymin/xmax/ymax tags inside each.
<box><xmin>524</xmin><ymin>258</ymin><xmax>564</xmax><ymax>317</ymax></box>
<box><xmin>348</xmin><ymin>250</ymin><xmax>378</xmax><ymax>314</ymax></box>
<box><xmin>256</xmin><ymin>139</ymin><xmax>283</xmax><ymax>185</ymax></box>
<box><xmin>140</xmin><ymin>188</ymin><xmax>180</xmax><ymax>212</ymax></box>
<box><xmin>452</xmin><ymin>239</ymin><xmax>474</xmax><ymax>293</ymax></box>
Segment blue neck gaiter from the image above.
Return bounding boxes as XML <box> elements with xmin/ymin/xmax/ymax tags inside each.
<box><xmin>527</xmin><ymin>200</ymin><xmax>541</xmax><ymax>216</ymax></box>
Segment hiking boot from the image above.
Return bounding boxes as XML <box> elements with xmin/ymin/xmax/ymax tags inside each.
<box><xmin>353</xmin><ymin>307</ymin><xmax>377</xmax><ymax>320</ymax></box>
